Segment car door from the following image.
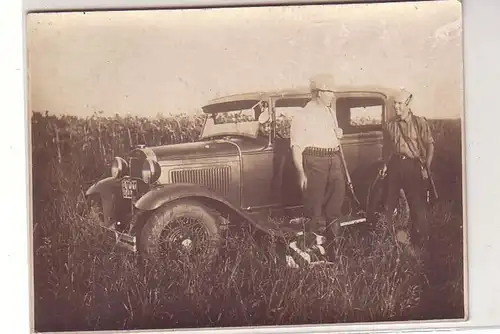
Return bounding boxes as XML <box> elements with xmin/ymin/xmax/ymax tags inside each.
<box><xmin>336</xmin><ymin>95</ymin><xmax>385</xmax><ymax>174</ymax></box>
<box><xmin>271</xmin><ymin>97</ymin><xmax>310</xmax><ymax>214</ymax></box>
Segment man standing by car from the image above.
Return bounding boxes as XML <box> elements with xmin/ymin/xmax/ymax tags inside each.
<box><xmin>289</xmin><ymin>74</ymin><xmax>345</xmax><ymax>236</ymax></box>
<box><xmin>379</xmin><ymin>88</ymin><xmax>435</xmax><ymax>258</ymax></box>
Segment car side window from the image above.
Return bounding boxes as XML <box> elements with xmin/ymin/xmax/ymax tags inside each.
<box><xmin>274</xmin><ymin>107</ymin><xmax>304</xmax><ymax>139</ymax></box>
<box><xmin>350</xmin><ymin>105</ymin><xmax>383</xmax><ymax>127</ymax></box>
<box><xmin>336</xmin><ymin>98</ymin><xmax>384</xmax><ymax>134</ymax></box>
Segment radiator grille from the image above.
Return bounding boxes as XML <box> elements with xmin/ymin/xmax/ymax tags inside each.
<box><xmin>170</xmin><ymin>166</ymin><xmax>231</xmax><ymax>196</ymax></box>
<box><xmin>129</xmin><ymin>157</ymin><xmax>143</xmax><ymax>178</ymax></box>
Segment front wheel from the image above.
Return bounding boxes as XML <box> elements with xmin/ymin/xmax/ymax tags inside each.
<box><xmin>138</xmin><ymin>199</ymin><xmax>222</xmax><ymax>270</ymax></box>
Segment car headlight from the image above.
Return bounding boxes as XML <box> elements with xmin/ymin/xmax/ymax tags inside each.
<box><xmin>111</xmin><ymin>157</ymin><xmax>128</xmax><ymax>178</ymax></box>
<box><xmin>141</xmin><ymin>158</ymin><xmax>161</xmax><ymax>184</ymax></box>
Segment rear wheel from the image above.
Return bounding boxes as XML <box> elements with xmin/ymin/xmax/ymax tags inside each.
<box><xmin>367</xmin><ymin>175</ymin><xmax>410</xmax><ymax>226</ymax></box>
<box><xmin>138</xmin><ymin>199</ymin><xmax>222</xmax><ymax>269</ymax></box>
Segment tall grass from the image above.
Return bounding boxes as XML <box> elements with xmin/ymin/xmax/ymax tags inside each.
<box><xmin>31</xmin><ymin>111</ymin><xmax>465</xmax><ymax>332</ymax></box>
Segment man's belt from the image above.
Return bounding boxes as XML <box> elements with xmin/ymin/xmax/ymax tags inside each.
<box><xmin>303</xmin><ymin>146</ymin><xmax>340</xmax><ymax>157</ymax></box>
<box><xmin>393</xmin><ymin>153</ymin><xmax>417</xmax><ymax>160</ymax></box>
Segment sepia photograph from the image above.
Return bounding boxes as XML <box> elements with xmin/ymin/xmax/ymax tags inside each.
<box><xmin>27</xmin><ymin>0</ymin><xmax>466</xmax><ymax>332</ymax></box>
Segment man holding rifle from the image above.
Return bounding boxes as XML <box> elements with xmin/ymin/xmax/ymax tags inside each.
<box><xmin>379</xmin><ymin>88</ymin><xmax>436</xmax><ymax>258</ymax></box>
<box><xmin>290</xmin><ymin>74</ymin><xmax>345</xmax><ymax>236</ymax></box>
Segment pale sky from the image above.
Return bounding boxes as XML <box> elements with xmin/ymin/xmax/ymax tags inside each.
<box><xmin>27</xmin><ymin>0</ymin><xmax>463</xmax><ymax>119</ymax></box>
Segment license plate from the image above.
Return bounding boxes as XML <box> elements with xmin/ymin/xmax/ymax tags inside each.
<box><xmin>121</xmin><ymin>179</ymin><xmax>138</xmax><ymax>199</ymax></box>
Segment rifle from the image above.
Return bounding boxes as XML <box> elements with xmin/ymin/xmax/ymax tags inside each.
<box><xmin>426</xmin><ymin>166</ymin><xmax>439</xmax><ymax>202</ymax></box>
<box><xmin>413</xmin><ymin>115</ymin><xmax>439</xmax><ymax>202</ymax></box>
<box><xmin>327</xmin><ymin>106</ymin><xmax>364</xmax><ymax>213</ymax></box>
<box><xmin>396</xmin><ymin>117</ymin><xmax>439</xmax><ymax>203</ymax></box>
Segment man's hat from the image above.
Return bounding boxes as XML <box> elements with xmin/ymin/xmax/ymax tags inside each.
<box><xmin>394</xmin><ymin>88</ymin><xmax>413</xmax><ymax>105</ymax></box>
<box><xmin>309</xmin><ymin>74</ymin><xmax>336</xmax><ymax>92</ymax></box>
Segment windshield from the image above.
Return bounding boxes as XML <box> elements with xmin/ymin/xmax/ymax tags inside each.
<box><xmin>199</xmin><ymin>100</ymin><xmax>267</xmax><ymax>139</ymax></box>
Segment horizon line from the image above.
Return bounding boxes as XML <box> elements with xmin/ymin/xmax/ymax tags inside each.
<box><xmin>30</xmin><ymin>109</ymin><xmax>463</xmax><ymax>121</ymax></box>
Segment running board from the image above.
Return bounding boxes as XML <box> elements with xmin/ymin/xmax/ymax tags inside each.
<box><xmin>289</xmin><ymin>216</ymin><xmax>367</xmax><ymax>227</ymax></box>
<box><xmin>340</xmin><ymin>217</ymin><xmax>366</xmax><ymax>226</ymax></box>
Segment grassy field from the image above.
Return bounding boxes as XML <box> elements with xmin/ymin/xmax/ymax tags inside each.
<box><xmin>30</xmin><ymin>111</ymin><xmax>465</xmax><ymax>332</ymax></box>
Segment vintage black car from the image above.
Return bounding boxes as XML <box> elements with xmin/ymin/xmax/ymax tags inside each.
<box><xmin>85</xmin><ymin>86</ymin><xmax>406</xmax><ymax>263</ymax></box>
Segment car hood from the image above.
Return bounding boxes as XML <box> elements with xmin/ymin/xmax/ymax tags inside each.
<box><xmin>147</xmin><ymin>137</ymin><xmax>269</xmax><ymax>161</ymax></box>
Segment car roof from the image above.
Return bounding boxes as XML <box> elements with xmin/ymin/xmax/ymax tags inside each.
<box><xmin>201</xmin><ymin>85</ymin><xmax>400</xmax><ymax>113</ymax></box>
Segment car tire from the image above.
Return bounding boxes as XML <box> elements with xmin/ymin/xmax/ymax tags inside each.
<box><xmin>366</xmin><ymin>174</ymin><xmax>386</xmax><ymax>223</ymax></box>
<box><xmin>367</xmin><ymin>175</ymin><xmax>410</xmax><ymax>226</ymax></box>
<box><xmin>137</xmin><ymin>199</ymin><xmax>222</xmax><ymax>268</ymax></box>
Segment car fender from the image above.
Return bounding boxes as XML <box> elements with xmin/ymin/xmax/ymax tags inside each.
<box><xmin>85</xmin><ymin>177</ymin><xmax>121</xmax><ymax>196</ymax></box>
<box><xmin>84</xmin><ymin>177</ymin><xmax>123</xmax><ymax>228</ymax></box>
<box><xmin>134</xmin><ymin>183</ymin><xmax>268</xmax><ymax>233</ymax></box>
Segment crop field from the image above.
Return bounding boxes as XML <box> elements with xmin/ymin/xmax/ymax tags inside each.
<box><xmin>30</xmin><ymin>111</ymin><xmax>465</xmax><ymax>332</ymax></box>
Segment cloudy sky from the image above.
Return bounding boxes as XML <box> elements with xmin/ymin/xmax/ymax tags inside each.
<box><xmin>27</xmin><ymin>0</ymin><xmax>463</xmax><ymax>119</ymax></box>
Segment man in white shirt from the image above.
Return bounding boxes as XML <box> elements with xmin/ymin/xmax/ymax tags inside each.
<box><xmin>290</xmin><ymin>74</ymin><xmax>345</xmax><ymax>235</ymax></box>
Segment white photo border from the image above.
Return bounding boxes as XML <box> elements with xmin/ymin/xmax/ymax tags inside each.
<box><xmin>5</xmin><ymin>0</ymin><xmax>499</xmax><ymax>333</ymax></box>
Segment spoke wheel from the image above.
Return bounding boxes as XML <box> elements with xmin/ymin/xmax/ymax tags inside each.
<box><xmin>392</xmin><ymin>189</ymin><xmax>411</xmax><ymax>245</ymax></box>
<box><xmin>138</xmin><ymin>199</ymin><xmax>222</xmax><ymax>271</ymax></box>
<box><xmin>393</xmin><ymin>189</ymin><xmax>410</xmax><ymax>226</ymax></box>
<box><xmin>158</xmin><ymin>215</ymin><xmax>212</xmax><ymax>262</ymax></box>
<box><xmin>367</xmin><ymin>177</ymin><xmax>410</xmax><ymax>225</ymax></box>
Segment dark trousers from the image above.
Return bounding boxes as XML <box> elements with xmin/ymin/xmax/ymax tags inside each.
<box><xmin>384</xmin><ymin>155</ymin><xmax>429</xmax><ymax>249</ymax></box>
<box><xmin>302</xmin><ymin>152</ymin><xmax>346</xmax><ymax>232</ymax></box>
